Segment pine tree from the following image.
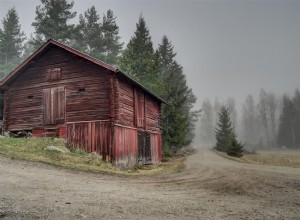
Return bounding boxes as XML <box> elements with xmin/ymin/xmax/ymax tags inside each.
<box><xmin>158</xmin><ymin>35</ymin><xmax>176</xmax><ymax>78</ymax></box>
<box><xmin>73</xmin><ymin>6</ymin><xmax>102</xmax><ymax>57</ymax></box>
<box><xmin>215</xmin><ymin>106</ymin><xmax>234</xmax><ymax>152</ymax></box>
<box><xmin>158</xmin><ymin>36</ymin><xmax>199</xmax><ymax>149</ymax></box>
<box><xmin>118</xmin><ymin>15</ymin><xmax>159</xmax><ymax>89</ymax></box>
<box><xmin>215</xmin><ymin>105</ymin><xmax>244</xmax><ymax>156</ymax></box>
<box><xmin>0</xmin><ymin>7</ymin><xmax>25</xmax><ymax>78</ymax></box>
<box><xmin>31</xmin><ymin>0</ymin><xmax>77</xmax><ymax>48</ymax></box>
<box><xmin>101</xmin><ymin>9</ymin><xmax>123</xmax><ymax>66</ymax></box>
<box><xmin>227</xmin><ymin>134</ymin><xmax>244</xmax><ymax>157</ymax></box>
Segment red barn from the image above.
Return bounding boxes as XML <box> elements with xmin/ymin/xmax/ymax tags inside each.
<box><xmin>0</xmin><ymin>39</ymin><xmax>166</xmax><ymax>167</ymax></box>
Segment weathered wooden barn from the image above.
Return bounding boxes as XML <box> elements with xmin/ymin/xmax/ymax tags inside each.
<box><xmin>0</xmin><ymin>39</ymin><xmax>166</xmax><ymax>167</ymax></box>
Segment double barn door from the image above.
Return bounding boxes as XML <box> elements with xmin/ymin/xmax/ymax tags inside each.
<box><xmin>43</xmin><ymin>87</ymin><xmax>65</xmax><ymax>125</ymax></box>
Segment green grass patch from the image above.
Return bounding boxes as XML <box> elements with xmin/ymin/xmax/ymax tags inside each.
<box><xmin>0</xmin><ymin>137</ymin><xmax>186</xmax><ymax>175</ymax></box>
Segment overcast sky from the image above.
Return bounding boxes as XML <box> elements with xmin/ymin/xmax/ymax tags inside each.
<box><xmin>1</xmin><ymin>0</ymin><xmax>300</xmax><ymax>110</ymax></box>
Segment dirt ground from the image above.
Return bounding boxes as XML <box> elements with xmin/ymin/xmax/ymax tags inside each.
<box><xmin>1</xmin><ymin>149</ymin><xmax>300</xmax><ymax>220</ymax></box>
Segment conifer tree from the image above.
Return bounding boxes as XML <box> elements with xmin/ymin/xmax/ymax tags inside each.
<box><xmin>158</xmin><ymin>36</ymin><xmax>200</xmax><ymax>149</ymax></box>
<box><xmin>215</xmin><ymin>105</ymin><xmax>244</xmax><ymax>156</ymax></box>
<box><xmin>227</xmin><ymin>134</ymin><xmax>244</xmax><ymax>157</ymax></box>
<box><xmin>215</xmin><ymin>106</ymin><xmax>234</xmax><ymax>152</ymax></box>
<box><xmin>0</xmin><ymin>7</ymin><xmax>25</xmax><ymax>78</ymax></box>
<box><xmin>118</xmin><ymin>15</ymin><xmax>159</xmax><ymax>89</ymax></box>
<box><xmin>31</xmin><ymin>0</ymin><xmax>77</xmax><ymax>48</ymax></box>
<box><xmin>73</xmin><ymin>6</ymin><xmax>102</xmax><ymax>57</ymax></box>
<box><xmin>101</xmin><ymin>9</ymin><xmax>123</xmax><ymax>66</ymax></box>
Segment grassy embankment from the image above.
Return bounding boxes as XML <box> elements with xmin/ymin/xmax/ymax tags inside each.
<box><xmin>241</xmin><ymin>149</ymin><xmax>300</xmax><ymax>168</ymax></box>
<box><xmin>0</xmin><ymin>137</ymin><xmax>186</xmax><ymax>175</ymax></box>
<box><xmin>212</xmin><ymin>148</ymin><xmax>300</xmax><ymax>168</ymax></box>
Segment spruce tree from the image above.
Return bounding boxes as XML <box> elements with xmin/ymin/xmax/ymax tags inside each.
<box><xmin>31</xmin><ymin>0</ymin><xmax>77</xmax><ymax>47</ymax></box>
<box><xmin>101</xmin><ymin>9</ymin><xmax>123</xmax><ymax>66</ymax></box>
<box><xmin>73</xmin><ymin>6</ymin><xmax>102</xmax><ymax>57</ymax></box>
<box><xmin>227</xmin><ymin>134</ymin><xmax>244</xmax><ymax>157</ymax></box>
<box><xmin>215</xmin><ymin>106</ymin><xmax>234</xmax><ymax>152</ymax></box>
<box><xmin>215</xmin><ymin>105</ymin><xmax>244</xmax><ymax>156</ymax></box>
<box><xmin>158</xmin><ymin>36</ymin><xmax>200</xmax><ymax>149</ymax></box>
<box><xmin>0</xmin><ymin>7</ymin><xmax>25</xmax><ymax>78</ymax></box>
<box><xmin>118</xmin><ymin>15</ymin><xmax>159</xmax><ymax>89</ymax></box>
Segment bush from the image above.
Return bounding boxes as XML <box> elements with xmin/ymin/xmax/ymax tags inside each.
<box><xmin>227</xmin><ymin>138</ymin><xmax>244</xmax><ymax>157</ymax></box>
<box><xmin>162</xmin><ymin>147</ymin><xmax>174</xmax><ymax>158</ymax></box>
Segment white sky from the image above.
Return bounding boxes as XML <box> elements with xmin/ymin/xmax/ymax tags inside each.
<box><xmin>1</xmin><ymin>0</ymin><xmax>300</xmax><ymax>110</ymax></box>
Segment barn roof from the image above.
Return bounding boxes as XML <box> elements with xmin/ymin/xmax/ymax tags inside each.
<box><xmin>0</xmin><ymin>39</ymin><xmax>167</xmax><ymax>104</ymax></box>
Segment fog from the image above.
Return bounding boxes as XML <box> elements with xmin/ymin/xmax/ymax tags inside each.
<box><xmin>1</xmin><ymin>0</ymin><xmax>300</xmax><ymax>147</ymax></box>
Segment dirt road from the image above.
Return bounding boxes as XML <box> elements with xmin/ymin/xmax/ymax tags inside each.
<box><xmin>1</xmin><ymin>149</ymin><xmax>300</xmax><ymax>219</ymax></box>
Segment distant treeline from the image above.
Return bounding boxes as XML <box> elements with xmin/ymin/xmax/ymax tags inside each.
<box><xmin>0</xmin><ymin>0</ymin><xmax>200</xmax><ymax>152</ymax></box>
<box><xmin>199</xmin><ymin>89</ymin><xmax>300</xmax><ymax>149</ymax></box>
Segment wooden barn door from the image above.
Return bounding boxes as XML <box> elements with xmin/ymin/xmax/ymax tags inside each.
<box><xmin>43</xmin><ymin>87</ymin><xmax>65</xmax><ymax>125</ymax></box>
<box><xmin>138</xmin><ymin>131</ymin><xmax>151</xmax><ymax>164</ymax></box>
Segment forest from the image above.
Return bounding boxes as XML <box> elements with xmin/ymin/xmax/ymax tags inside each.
<box><xmin>199</xmin><ymin>89</ymin><xmax>300</xmax><ymax>150</ymax></box>
<box><xmin>0</xmin><ymin>0</ymin><xmax>200</xmax><ymax>153</ymax></box>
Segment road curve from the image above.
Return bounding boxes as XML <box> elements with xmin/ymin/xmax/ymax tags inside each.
<box><xmin>0</xmin><ymin>149</ymin><xmax>300</xmax><ymax>219</ymax></box>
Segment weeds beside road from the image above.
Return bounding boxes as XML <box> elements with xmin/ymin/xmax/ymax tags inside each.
<box><xmin>0</xmin><ymin>137</ymin><xmax>185</xmax><ymax>175</ymax></box>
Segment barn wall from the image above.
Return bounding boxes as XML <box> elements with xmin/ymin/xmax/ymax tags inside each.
<box><xmin>66</xmin><ymin>121</ymin><xmax>161</xmax><ymax>167</ymax></box>
<box><xmin>5</xmin><ymin>46</ymin><xmax>111</xmax><ymax>131</ymax></box>
<box><xmin>150</xmin><ymin>133</ymin><xmax>162</xmax><ymax>164</ymax></box>
<box><xmin>66</xmin><ymin>120</ymin><xmax>113</xmax><ymax>161</ymax></box>
<box><xmin>116</xmin><ymin>78</ymin><xmax>135</xmax><ymax>127</ymax></box>
<box><xmin>114</xmin><ymin>125</ymin><xmax>138</xmax><ymax>167</ymax></box>
<box><xmin>145</xmin><ymin>95</ymin><xmax>161</xmax><ymax>132</ymax></box>
<box><xmin>115</xmin><ymin>76</ymin><xmax>161</xmax><ymax>133</ymax></box>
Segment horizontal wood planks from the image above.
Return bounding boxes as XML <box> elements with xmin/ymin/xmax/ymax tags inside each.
<box><xmin>116</xmin><ymin>77</ymin><xmax>161</xmax><ymax>133</ymax></box>
<box><xmin>145</xmin><ymin>95</ymin><xmax>161</xmax><ymax>132</ymax></box>
<box><xmin>117</xmin><ymin>78</ymin><xmax>135</xmax><ymax>127</ymax></box>
<box><xmin>67</xmin><ymin>121</ymin><xmax>112</xmax><ymax>161</ymax></box>
<box><xmin>5</xmin><ymin>45</ymin><xmax>112</xmax><ymax>131</ymax></box>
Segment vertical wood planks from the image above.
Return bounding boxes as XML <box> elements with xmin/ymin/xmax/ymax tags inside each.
<box><xmin>67</xmin><ymin>120</ymin><xmax>112</xmax><ymax>162</ymax></box>
<box><xmin>43</xmin><ymin>87</ymin><xmax>65</xmax><ymax>125</ymax></box>
<box><xmin>150</xmin><ymin>133</ymin><xmax>162</xmax><ymax>164</ymax></box>
<box><xmin>114</xmin><ymin>125</ymin><xmax>138</xmax><ymax>167</ymax></box>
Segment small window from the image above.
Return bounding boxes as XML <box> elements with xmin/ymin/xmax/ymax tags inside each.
<box><xmin>46</xmin><ymin>68</ymin><xmax>61</xmax><ymax>81</ymax></box>
<box><xmin>78</xmin><ymin>88</ymin><xmax>85</xmax><ymax>93</ymax></box>
<box><xmin>28</xmin><ymin>95</ymin><xmax>33</xmax><ymax>100</ymax></box>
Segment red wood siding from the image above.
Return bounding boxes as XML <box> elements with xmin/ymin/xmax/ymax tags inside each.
<box><xmin>67</xmin><ymin>120</ymin><xmax>113</xmax><ymax>161</ymax></box>
<box><xmin>150</xmin><ymin>133</ymin><xmax>162</xmax><ymax>164</ymax></box>
<box><xmin>117</xmin><ymin>78</ymin><xmax>135</xmax><ymax>127</ymax></box>
<box><xmin>5</xmin><ymin>46</ymin><xmax>111</xmax><ymax>131</ymax></box>
<box><xmin>113</xmin><ymin>77</ymin><xmax>120</xmax><ymax>122</ymax></box>
<box><xmin>136</xmin><ymin>89</ymin><xmax>145</xmax><ymax>128</ymax></box>
<box><xmin>115</xmin><ymin>77</ymin><xmax>161</xmax><ymax>133</ymax></box>
<box><xmin>114</xmin><ymin>125</ymin><xmax>138</xmax><ymax>167</ymax></box>
<box><xmin>145</xmin><ymin>95</ymin><xmax>161</xmax><ymax>132</ymax></box>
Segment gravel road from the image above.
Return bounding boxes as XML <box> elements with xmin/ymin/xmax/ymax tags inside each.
<box><xmin>0</xmin><ymin>149</ymin><xmax>300</xmax><ymax>219</ymax></box>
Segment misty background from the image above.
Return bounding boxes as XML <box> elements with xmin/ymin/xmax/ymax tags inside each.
<box><xmin>1</xmin><ymin>0</ymin><xmax>300</xmax><ymax>149</ymax></box>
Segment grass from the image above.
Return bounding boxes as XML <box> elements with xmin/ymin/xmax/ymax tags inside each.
<box><xmin>0</xmin><ymin>137</ymin><xmax>186</xmax><ymax>175</ymax></box>
<box><xmin>241</xmin><ymin>149</ymin><xmax>300</xmax><ymax>168</ymax></box>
